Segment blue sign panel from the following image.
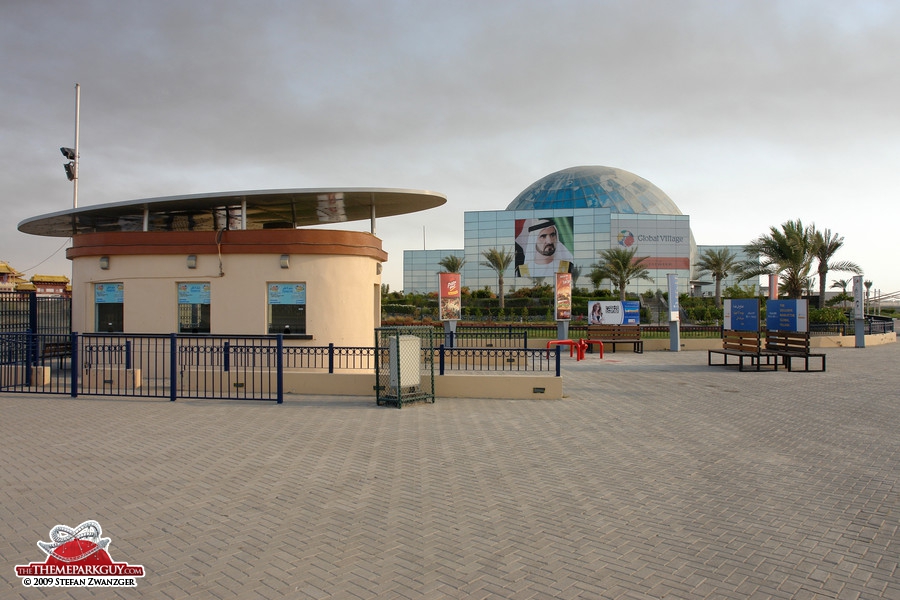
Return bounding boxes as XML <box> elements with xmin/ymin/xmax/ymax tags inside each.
<box><xmin>622</xmin><ymin>301</ymin><xmax>641</xmax><ymax>325</ymax></box>
<box><xmin>725</xmin><ymin>299</ymin><xmax>759</xmax><ymax>331</ymax></box>
<box><xmin>178</xmin><ymin>282</ymin><xmax>211</xmax><ymax>305</ymax></box>
<box><xmin>268</xmin><ymin>283</ymin><xmax>307</xmax><ymax>305</ymax></box>
<box><xmin>95</xmin><ymin>283</ymin><xmax>124</xmax><ymax>304</ymax></box>
<box><xmin>766</xmin><ymin>299</ymin><xmax>808</xmax><ymax>332</ymax></box>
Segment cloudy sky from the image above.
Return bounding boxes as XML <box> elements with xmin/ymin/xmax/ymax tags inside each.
<box><xmin>2</xmin><ymin>0</ymin><xmax>897</xmax><ymax>297</ymax></box>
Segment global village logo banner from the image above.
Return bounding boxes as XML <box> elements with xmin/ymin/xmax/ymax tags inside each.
<box><xmin>15</xmin><ymin>520</ymin><xmax>145</xmax><ymax>588</ymax></box>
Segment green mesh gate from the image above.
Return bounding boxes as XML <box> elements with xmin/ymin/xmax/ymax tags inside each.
<box><xmin>374</xmin><ymin>326</ymin><xmax>435</xmax><ymax>408</ymax></box>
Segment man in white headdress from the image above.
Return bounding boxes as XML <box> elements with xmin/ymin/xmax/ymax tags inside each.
<box><xmin>515</xmin><ymin>218</ymin><xmax>574</xmax><ymax>278</ymax></box>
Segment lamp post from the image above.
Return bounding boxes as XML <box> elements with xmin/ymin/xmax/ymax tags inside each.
<box><xmin>60</xmin><ymin>83</ymin><xmax>80</xmax><ymax>209</ymax></box>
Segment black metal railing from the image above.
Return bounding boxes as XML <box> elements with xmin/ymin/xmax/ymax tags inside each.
<box><xmin>439</xmin><ymin>346</ymin><xmax>560</xmax><ymax>376</ymax></box>
<box><xmin>442</xmin><ymin>330</ymin><xmax>528</xmax><ymax>348</ymax></box>
<box><xmin>0</xmin><ymin>292</ymin><xmax>70</xmax><ymax>335</ymax></box>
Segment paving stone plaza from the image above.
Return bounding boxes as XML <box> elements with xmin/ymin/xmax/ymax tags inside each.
<box><xmin>2</xmin><ymin>342</ymin><xmax>898</xmax><ymax>599</ymax></box>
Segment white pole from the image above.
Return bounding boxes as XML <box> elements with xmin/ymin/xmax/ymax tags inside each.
<box><xmin>73</xmin><ymin>83</ymin><xmax>80</xmax><ymax>209</ymax></box>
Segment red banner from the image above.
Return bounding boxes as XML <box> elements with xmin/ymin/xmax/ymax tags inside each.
<box><xmin>555</xmin><ymin>272</ymin><xmax>572</xmax><ymax>321</ymax></box>
<box><xmin>439</xmin><ymin>273</ymin><xmax>461</xmax><ymax>321</ymax></box>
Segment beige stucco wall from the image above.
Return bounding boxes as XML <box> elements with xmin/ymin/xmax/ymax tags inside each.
<box><xmin>70</xmin><ymin>229</ymin><xmax>384</xmax><ymax>347</ymax></box>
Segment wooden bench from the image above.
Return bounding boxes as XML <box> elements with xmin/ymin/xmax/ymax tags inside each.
<box><xmin>764</xmin><ymin>331</ymin><xmax>825</xmax><ymax>372</ymax></box>
<box><xmin>585</xmin><ymin>325</ymin><xmax>643</xmax><ymax>353</ymax></box>
<box><xmin>708</xmin><ymin>330</ymin><xmax>777</xmax><ymax>372</ymax></box>
<box><xmin>40</xmin><ymin>341</ymin><xmax>71</xmax><ymax>359</ymax></box>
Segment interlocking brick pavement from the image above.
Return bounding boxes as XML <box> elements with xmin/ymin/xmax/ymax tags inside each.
<box><xmin>1</xmin><ymin>342</ymin><xmax>898</xmax><ymax>598</ymax></box>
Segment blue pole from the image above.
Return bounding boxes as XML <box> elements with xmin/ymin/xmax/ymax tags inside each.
<box><xmin>70</xmin><ymin>332</ymin><xmax>79</xmax><ymax>398</ymax></box>
<box><xmin>169</xmin><ymin>334</ymin><xmax>177</xmax><ymax>401</ymax></box>
<box><xmin>276</xmin><ymin>334</ymin><xmax>284</xmax><ymax>404</ymax></box>
<box><xmin>555</xmin><ymin>345</ymin><xmax>561</xmax><ymax>377</ymax></box>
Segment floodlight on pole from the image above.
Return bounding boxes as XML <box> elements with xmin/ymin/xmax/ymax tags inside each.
<box><xmin>61</xmin><ymin>84</ymin><xmax>80</xmax><ymax>209</ymax></box>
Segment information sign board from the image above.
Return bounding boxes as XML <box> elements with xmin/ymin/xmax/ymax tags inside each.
<box><xmin>766</xmin><ymin>299</ymin><xmax>808</xmax><ymax>332</ymax></box>
<box><xmin>724</xmin><ymin>299</ymin><xmax>759</xmax><ymax>331</ymax></box>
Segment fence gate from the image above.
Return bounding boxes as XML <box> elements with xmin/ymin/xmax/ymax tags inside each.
<box><xmin>374</xmin><ymin>326</ymin><xmax>435</xmax><ymax>408</ymax></box>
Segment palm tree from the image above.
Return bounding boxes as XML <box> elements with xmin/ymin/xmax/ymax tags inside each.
<box><xmin>571</xmin><ymin>264</ymin><xmax>582</xmax><ymax>288</ymax></box>
<box><xmin>830</xmin><ymin>278</ymin><xmax>850</xmax><ymax>310</ymax></box>
<box><xmin>742</xmin><ymin>219</ymin><xmax>816</xmax><ymax>299</ymax></box>
<box><xmin>591</xmin><ymin>247</ymin><xmax>653</xmax><ymax>301</ymax></box>
<box><xmin>480</xmin><ymin>247</ymin><xmax>514</xmax><ymax>309</ymax></box>
<box><xmin>589</xmin><ymin>268</ymin><xmax>607</xmax><ymax>293</ymax></box>
<box><xmin>693</xmin><ymin>248</ymin><xmax>742</xmax><ymax>309</ymax></box>
<box><xmin>812</xmin><ymin>227</ymin><xmax>862</xmax><ymax>309</ymax></box>
<box><xmin>438</xmin><ymin>254</ymin><xmax>466</xmax><ymax>273</ymax></box>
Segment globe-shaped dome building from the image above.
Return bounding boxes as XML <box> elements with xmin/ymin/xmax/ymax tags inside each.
<box><xmin>506</xmin><ymin>166</ymin><xmax>683</xmax><ymax>215</ymax></box>
<box><xmin>404</xmin><ymin>164</ymin><xmax>711</xmax><ymax>299</ymax></box>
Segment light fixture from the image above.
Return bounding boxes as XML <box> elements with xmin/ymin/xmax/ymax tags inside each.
<box><xmin>99</xmin><ymin>256</ymin><xmax>109</xmax><ymax>270</ymax></box>
<box><xmin>280</xmin><ymin>254</ymin><xmax>290</xmax><ymax>269</ymax></box>
<box><xmin>187</xmin><ymin>254</ymin><xmax>197</xmax><ymax>269</ymax></box>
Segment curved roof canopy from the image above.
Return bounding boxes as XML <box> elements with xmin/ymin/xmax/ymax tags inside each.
<box><xmin>18</xmin><ymin>188</ymin><xmax>446</xmax><ymax>237</ymax></box>
<box><xmin>506</xmin><ymin>166</ymin><xmax>682</xmax><ymax>215</ymax></box>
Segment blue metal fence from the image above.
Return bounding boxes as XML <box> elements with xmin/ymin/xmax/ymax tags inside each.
<box><xmin>0</xmin><ymin>333</ymin><xmax>560</xmax><ymax>403</ymax></box>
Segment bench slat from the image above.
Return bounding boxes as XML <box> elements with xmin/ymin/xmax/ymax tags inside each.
<box><xmin>586</xmin><ymin>325</ymin><xmax>643</xmax><ymax>353</ymax></box>
<box><xmin>764</xmin><ymin>331</ymin><xmax>825</xmax><ymax>372</ymax></box>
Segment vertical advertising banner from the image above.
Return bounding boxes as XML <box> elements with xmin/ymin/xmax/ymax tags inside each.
<box><xmin>667</xmin><ymin>273</ymin><xmax>680</xmax><ymax>322</ymax></box>
<box><xmin>514</xmin><ymin>217</ymin><xmax>574</xmax><ymax>278</ymax></box>
<box><xmin>555</xmin><ymin>272</ymin><xmax>572</xmax><ymax>321</ymax></box>
<box><xmin>439</xmin><ymin>273</ymin><xmax>461</xmax><ymax>321</ymax></box>
<box><xmin>852</xmin><ymin>275</ymin><xmax>864</xmax><ymax>319</ymax></box>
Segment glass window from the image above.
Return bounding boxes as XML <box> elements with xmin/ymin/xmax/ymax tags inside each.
<box><xmin>177</xmin><ymin>282</ymin><xmax>211</xmax><ymax>333</ymax></box>
<box><xmin>95</xmin><ymin>283</ymin><xmax>124</xmax><ymax>332</ymax></box>
<box><xmin>268</xmin><ymin>282</ymin><xmax>306</xmax><ymax>334</ymax></box>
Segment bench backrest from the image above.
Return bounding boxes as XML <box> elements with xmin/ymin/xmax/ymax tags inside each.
<box><xmin>721</xmin><ymin>330</ymin><xmax>760</xmax><ymax>352</ymax></box>
<box><xmin>586</xmin><ymin>324</ymin><xmax>641</xmax><ymax>340</ymax></box>
<box><xmin>765</xmin><ymin>331</ymin><xmax>810</xmax><ymax>353</ymax></box>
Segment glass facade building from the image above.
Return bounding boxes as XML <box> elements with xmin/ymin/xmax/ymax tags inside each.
<box><xmin>402</xmin><ymin>249</ymin><xmax>466</xmax><ymax>294</ymax></box>
<box><xmin>403</xmin><ymin>166</ymin><xmax>700</xmax><ymax>296</ymax></box>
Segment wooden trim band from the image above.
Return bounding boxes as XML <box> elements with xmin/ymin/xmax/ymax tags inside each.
<box><xmin>66</xmin><ymin>230</ymin><xmax>387</xmax><ymax>261</ymax></box>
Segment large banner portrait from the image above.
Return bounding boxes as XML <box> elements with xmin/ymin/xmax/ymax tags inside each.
<box><xmin>438</xmin><ymin>272</ymin><xmax>462</xmax><ymax>321</ymax></box>
<box><xmin>514</xmin><ymin>217</ymin><xmax>574</xmax><ymax>278</ymax></box>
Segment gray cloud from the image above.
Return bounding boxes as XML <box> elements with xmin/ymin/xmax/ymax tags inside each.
<box><xmin>2</xmin><ymin>0</ymin><xmax>898</xmax><ymax>292</ymax></box>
